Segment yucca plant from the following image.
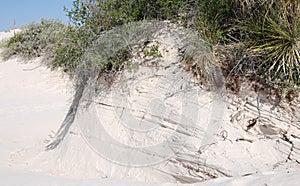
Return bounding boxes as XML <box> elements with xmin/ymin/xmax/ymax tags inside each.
<box><xmin>242</xmin><ymin>0</ymin><xmax>300</xmax><ymax>87</ymax></box>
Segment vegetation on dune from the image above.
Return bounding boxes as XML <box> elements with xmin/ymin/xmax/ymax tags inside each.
<box><xmin>1</xmin><ymin>19</ymin><xmax>66</xmax><ymax>61</ymax></box>
<box><xmin>0</xmin><ymin>0</ymin><xmax>298</xmax><ymax>182</ymax></box>
<box><xmin>1</xmin><ymin>0</ymin><xmax>300</xmax><ymax>96</ymax></box>
<box><xmin>52</xmin><ymin>0</ymin><xmax>201</xmax><ymax>74</ymax></box>
<box><xmin>1</xmin><ymin>0</ymin><xmax>299</xmax><ymax>165</ymax></box>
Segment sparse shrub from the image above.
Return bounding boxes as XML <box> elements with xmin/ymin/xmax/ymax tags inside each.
<box><xmin>2</xmin><ymin>19</ymin><xmax>66</xmax><ymax>61</ymax></box>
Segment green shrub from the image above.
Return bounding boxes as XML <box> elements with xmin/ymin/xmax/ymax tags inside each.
<box><xmin>2</xmin><ymin>19</ymin><xmax>66</xmax><ymax>60</ymax></box>
<box><xmin>65</xmin><ymin>0</ymin><xmax>200</xmax><ymax>28</ymax></box>
<box><xmin>51</xmin><ymin>25</ymin><xmax>95</xmax><ymax>73</ymax></box>
<box><xmin>51</xmin><ymin>0</ymin><xmax>204</xmax><ymax>74</ymax></box>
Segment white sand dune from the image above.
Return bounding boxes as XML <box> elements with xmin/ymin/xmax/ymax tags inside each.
<box><xmin>0</xmin><ymin>33</ymin><xmax>70</xmax><ymax>169</ymax></box>
<box><xmin>1</xmin><ymin>29</ymin><xmax>300</xmax><ymax>186</ymax></box>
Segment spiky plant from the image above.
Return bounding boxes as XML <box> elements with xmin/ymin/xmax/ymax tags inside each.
<box><xmin>243</xmin><ymin>0</ymin><xmax>300</xmax><ymax>86</ymax></box>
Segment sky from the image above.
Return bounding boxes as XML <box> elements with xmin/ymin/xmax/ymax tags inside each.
<box><xmin>0</xmin><ymin>0</ymin><xmax>74</xmax><ymax>31</ymax></box>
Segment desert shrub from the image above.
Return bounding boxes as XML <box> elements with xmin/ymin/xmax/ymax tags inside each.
<box><xmin>65</xmin><ymin>0</ymin><xmax>200</xmax><ymax>28</ymax></box>
<box><xmin>2</xmin><ymin>19</ymin><xmax>66</xmax><ymax>60</ymax></box>
<box><xmin>51</xmin><ymin>0</ymin><xmax>204</xmax><ymax>74</ymax></box>
<box><xmin>51</xmin><ymin>25</ymin><xmax>96</xmax><ymax>73</ymax></box>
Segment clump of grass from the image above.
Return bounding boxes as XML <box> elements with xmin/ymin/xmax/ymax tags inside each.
<box><xmin>180</xmin><ymin>32</ymin><xmax>224</xmax><ymax>90</ymax></box>
<box><xmin>1</xmin><ymin>19</ymin><xmax>66</xmax><ymax>61</ymax></box>
<box><xmin>192</xmin><ymin>0</ymin><xmax>234</xmax><ymax>45</ymax></box>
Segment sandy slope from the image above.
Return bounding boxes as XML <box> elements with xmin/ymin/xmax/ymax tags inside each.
<box><xmin>0</xmin><ymin>57</ymin><xmax>71</xmax><ymax>164</ymax></box>
<box><xmin>1</xmin><ymin>28</ymin><xmax>300</xmax><ymax>186</ymax></box>
<box><xmin>0</xmin><ymin>30</ymin><xmax>71</xmax><ymax>183</ymax></box>
<box><xmin>0</xmin><ymin>30</ymin><xmax>168</xmax><ymax>185</ymax></box>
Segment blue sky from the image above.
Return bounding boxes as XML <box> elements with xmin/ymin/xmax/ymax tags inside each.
<box><xmin>0</xmin><ymin>0</ymin><xmax>73</xmax><ymax>31</ymax></box>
